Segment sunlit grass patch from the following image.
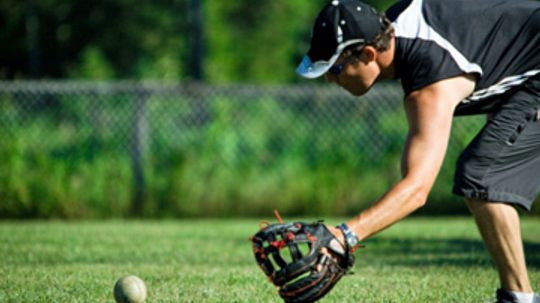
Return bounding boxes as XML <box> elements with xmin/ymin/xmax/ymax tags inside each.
<box><xmin>0</xmin><ymin>217</ymin><xmax>538</xmax><ymax>302</ymax></box>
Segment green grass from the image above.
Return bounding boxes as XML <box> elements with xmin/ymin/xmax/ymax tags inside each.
<box><xmin>1</xmin><ymin>217</ymin><xmax>539</xmax><ymax>302</ymax></box>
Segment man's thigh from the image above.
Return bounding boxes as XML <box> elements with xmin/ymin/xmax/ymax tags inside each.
<box><xmin>453</xmin><ymin>80</ymin><xmax>540</xmax><ymax>210</ymax></box>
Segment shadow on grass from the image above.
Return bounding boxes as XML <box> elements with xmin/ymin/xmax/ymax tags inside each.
<box><xmin>359</xmin><ymin>237</ymin><xmax>540</xmax><ymax>268</ymax></box>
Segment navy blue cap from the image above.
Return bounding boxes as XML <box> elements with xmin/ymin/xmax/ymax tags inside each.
<box><xmin>297</xmin><ymin>0</ymin><xmax>383</xmax><ymax>79</ymax></box>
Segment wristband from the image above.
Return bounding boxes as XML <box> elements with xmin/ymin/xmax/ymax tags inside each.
<box><xmin>336</xmin><ymin>223</ymin><xmax>359</xmax><ymax>251</ymax></box>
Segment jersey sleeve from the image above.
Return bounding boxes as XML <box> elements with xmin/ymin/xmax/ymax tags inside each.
<box><xmin>395</xmin><ymin>38</ymin><xmax>467</xmax><ymax>95</ymax></box>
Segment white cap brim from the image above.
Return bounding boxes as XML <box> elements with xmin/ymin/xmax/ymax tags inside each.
<box><xmin>296</xmin><ymin>55</ymin><xmax>339</xmax><ymax>79</ymax></box>
<box><xmin>296</xmin><ymin>39</ymin><xmax>366</xmax><ymax>79</ymax></box>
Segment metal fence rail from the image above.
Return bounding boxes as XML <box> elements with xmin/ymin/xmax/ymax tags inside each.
<box><xmin>0</xmin><ymin>81</ymin><xmax>486</xmax><ymax>217</ymax></box>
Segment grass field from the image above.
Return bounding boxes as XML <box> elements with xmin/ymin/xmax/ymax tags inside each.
<box><xmin>1</xmin><ymin>217</ymin><xmax>539</xmax><ymax>303</ymax></box>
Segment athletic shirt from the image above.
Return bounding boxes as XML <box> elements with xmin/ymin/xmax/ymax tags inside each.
<box><xmin>386</xmin><ymin>0</ymin><xmax>540</xmax><ymax>115</ymax></box>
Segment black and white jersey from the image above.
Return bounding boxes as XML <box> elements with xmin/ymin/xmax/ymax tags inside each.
<box><xmin>386</xmin><ymin>0</ymin><xmax>540</xmax><ymax>115</ymax></box>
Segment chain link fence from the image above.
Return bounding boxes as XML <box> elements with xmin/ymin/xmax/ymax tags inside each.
<box><xmin>0</xmin><ymin>81</ymin><xmax>487</xmax><ymax>218</ymax></box>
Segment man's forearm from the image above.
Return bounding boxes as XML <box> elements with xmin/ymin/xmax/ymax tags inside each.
<box><xmin>346</xmin><ymin>178</ymin><xmax>428</xmax><ymax>241</ymax></box>
<box><xmin>344</xmin><ymin>76</ymin><xmax>474</xmax><ymax>243</ymax></box>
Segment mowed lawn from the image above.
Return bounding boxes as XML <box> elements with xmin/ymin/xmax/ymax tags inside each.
<box><xmin>1</xmin><ymin>217</ymin><xmax>539</xmax><ymax>303</ymax></box>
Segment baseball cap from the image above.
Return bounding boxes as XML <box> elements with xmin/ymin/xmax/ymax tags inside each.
<box><xmin>297</xmin><ymin>0</ymin><xmax>384</xmax><ymax>79</ymax></box>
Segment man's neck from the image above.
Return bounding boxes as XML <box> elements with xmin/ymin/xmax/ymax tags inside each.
<box><xmin>377</xmin><ymin>36</ymin><xmax>397</xmax><ymax>80</ymax></box>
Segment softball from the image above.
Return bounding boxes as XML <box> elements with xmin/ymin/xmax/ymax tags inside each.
<box><xmin>113</xmin><ymin>275</ymin><xmax>147</xmax><ymax>303</ymax></box>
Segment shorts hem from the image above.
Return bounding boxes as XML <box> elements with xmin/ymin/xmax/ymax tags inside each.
<box><xmin>453</xmin><ymin>188</ymin><xmax>533</xmax><ymax>211</ymax></box>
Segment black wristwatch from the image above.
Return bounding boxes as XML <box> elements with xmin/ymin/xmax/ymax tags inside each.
<box><xmin>336</xmin><ymin>223</ymin><xmax>359</xmax><ymax>251</ymax></box>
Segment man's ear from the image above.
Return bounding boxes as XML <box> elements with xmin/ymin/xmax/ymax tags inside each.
<box><xmin>359</xmin><ymin>46</ymin><xmax>378</xmax><ymax>63</ymax></box>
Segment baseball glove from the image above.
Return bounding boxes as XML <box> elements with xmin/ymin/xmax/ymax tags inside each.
<box><xmin>251</xmin><ymin>212</ymin><xmax>356</xmax><ymax>303</ymax></box>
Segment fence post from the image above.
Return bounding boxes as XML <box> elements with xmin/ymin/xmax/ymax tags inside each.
<box><xmin>130</xmin><ymin>86</ymin><xmax>149</xmax><ymax>216</ymax></box>
<box><xmin>187</xmin><ymin>0</ymin><xmax>205</xmax><ymax>80</ymax></box>
<box><xmin>25</xmin><ymin>0</ymin><xmax>41</xmax><ymax>78</ymax></box>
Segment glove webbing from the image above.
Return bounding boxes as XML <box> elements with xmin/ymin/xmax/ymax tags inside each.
<box><xmin>252</xmin><ymin>222</ymin><xmax>318</xmax><ymax>286</ymax></box>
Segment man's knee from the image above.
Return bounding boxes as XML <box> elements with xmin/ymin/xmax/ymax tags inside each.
<box><xmin>464</xmin><ymin>197</ymin><xmax>485</xmax><ymax>213</ymax></box>
<box><xmin>465</xmin><ymin>198</ymin><xmax>521</xmax><ymax>217</ymax></box>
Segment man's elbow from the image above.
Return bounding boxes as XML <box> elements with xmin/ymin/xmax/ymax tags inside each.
<box><xmin>411</xmin><ymin>189</ymin><xmax>428</xmax><ymax>210</ymax></box>
<box><xmin>407</xmin><ymin>181</ymin><xmax>430</xmax><ymax>210</ymax></box>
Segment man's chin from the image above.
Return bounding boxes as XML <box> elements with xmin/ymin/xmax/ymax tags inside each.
<box><xmin>347</xmin><ymin>87</ymin><xmax>369</xmax><ymax>96</ymax></box>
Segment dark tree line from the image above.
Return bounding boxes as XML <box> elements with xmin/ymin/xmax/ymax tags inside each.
<box><xmin>0</xmin><ymin>0</ymin><xmax>394</xmax><ymax>83</ymax></box>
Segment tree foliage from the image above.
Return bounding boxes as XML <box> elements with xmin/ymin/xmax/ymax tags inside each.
<box><xmin>0</xmin><ymin>0</ymin><xmax>393</xmax><ymax>82</ymax></box>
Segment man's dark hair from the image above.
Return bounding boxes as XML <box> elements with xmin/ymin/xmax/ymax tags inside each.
<box><xmin>343</xmin><ymin>14</ymin><xmax>394</xmax><ymax>56</ymax></box>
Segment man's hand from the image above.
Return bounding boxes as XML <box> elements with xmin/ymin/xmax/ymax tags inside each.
<box><xmin>326</xmin><ymin>224</ymin><xmax>346</xmax><ymax>247</ymax></box>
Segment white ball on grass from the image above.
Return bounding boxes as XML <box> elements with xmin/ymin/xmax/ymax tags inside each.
<box><xmin>113</xmin><ymin>275</ymin><xmax>147</xmax><ymax>303</ymax></box>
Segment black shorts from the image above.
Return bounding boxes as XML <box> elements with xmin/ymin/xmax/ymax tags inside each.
<box><xmin>453</xmin><ymin>77</ymin><xmax>540</xmax><ymax>210</ymax></box>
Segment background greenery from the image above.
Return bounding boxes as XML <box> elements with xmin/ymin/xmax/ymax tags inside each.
<box><xmin>3</xmin><ymin>82</ymin><xmax>524</xmax><ymax>219</ymax></box>
<box><xmin>1</xmin><ymin>1</ymin><xmax>539</xmax><ymax>219</ymax></box>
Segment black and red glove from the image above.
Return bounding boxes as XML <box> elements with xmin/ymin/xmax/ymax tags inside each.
<box><xmin>251</xmin><ymin>213</ymin><xmax>356</xmax><ymax>303</ymax></box>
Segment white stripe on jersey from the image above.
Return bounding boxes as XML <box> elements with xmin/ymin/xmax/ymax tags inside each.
<box><xmin>463</xmin><ymin>69</ymin><xmax>540</xmax><ymax>103</ymax></box>
<box><xmin>392</xmin><ymin>0</ymin><xmax>483</xmax><ymax>76</ymax></box>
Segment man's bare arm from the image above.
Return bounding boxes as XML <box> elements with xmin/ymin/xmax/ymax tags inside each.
<box><xmin>342</xmin><ymin>75</ymin><xmax>475</xmax><ymax>241</ymax></box>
